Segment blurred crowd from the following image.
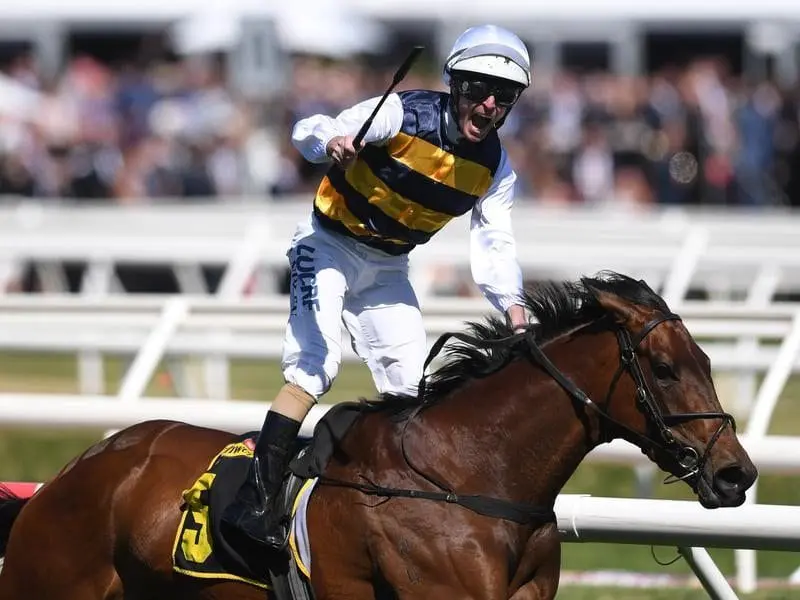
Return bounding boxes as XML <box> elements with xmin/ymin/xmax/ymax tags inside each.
<box><xmin>2</xmin><ymin>42</ymin><xmax>800</xmax><ymax>209</ymax></box>
<box><xmin>0</xmin><ymin>51</ymin><xmax>253</xmax><ymax>202</ymax></box>
<box><xmin>507</xmin><ymin>60</ymin><xmax>800</xmax><ymax>210</ymax></box>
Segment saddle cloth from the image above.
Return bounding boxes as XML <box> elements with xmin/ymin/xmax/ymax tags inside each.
<box><xmin>172</xmin><ymin>435</ymin><xmax>276</xmax><ymax>590</ymax></box>
<box><xmin>171</xmin><ymin>401</ymin><xmax>363</xmax><ymax>592</ymax></box>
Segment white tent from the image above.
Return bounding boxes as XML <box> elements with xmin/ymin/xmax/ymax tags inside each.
<box><xmin>273</xmin><ymin>1</ymin><xmax>388</xmax><ymax>58</ymax></box>
<box><xmin>170</xmin><ymin>0</ymin><xmax>388</xmax><ymax>58</ymax></box>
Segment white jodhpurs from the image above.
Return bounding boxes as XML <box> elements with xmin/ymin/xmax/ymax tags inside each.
<box><xmin>281</xmin><ymin>215</ymin><xmax>427</xmax><ymax>400</ymax></box>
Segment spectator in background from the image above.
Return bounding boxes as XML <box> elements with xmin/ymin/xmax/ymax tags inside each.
<box><xmin>0</xmin><ymin>153</ymin><xmax>35</xmax><ymax>196</ymax></box>
<box><xmin>115</xmin><ymin>61</ymin><xmax>160</xmax><ymax>148</ymax></box>
<box><xmin>572</xmin><ymin>113</ymin><xmax>614</xmax><ymax>206</ymax></box>
<box><xmin>775</xmin><ymin>87</ymin><xmax>800</xmax><ymax>208</ymax></box>
<box><xmin>180</xmin><ymin>141</ymin><xmax>217</xmax><ymax>198</ymax></box>
<box><xmin>734</xmin><ymin>81</ymin><xmax>782</xmax><ymax>206</ymax></box>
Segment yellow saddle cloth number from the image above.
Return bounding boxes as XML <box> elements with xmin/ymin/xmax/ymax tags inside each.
<box><xmin>180</xmin><ymin>471</ymin><xmax>217</xmax><ymax>563</ymax></box>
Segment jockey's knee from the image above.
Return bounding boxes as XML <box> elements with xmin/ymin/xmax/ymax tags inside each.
<box><xmin>372</xmin><ymin>334</ymin><xmax>425</xmax><ymax>397</ymax></box>
<box><xmin>376</xmin><ymin>357</ymin><xmax>423</xmax><ymax>397</ymax></box>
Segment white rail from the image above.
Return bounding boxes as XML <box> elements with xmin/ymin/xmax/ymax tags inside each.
<box><xmin>734</xmin><ymin>312</ymin><xmax>800</xmax><ymax>592</ymax></box>
<box><xmin>0</xmin><ymin>296</ymin><xmax>796</xmax><ymax>414</ymax></box>
<box><xmin>4</xmin><ymin>202</ymin><xmax>800</xmax><ymax>301</ymax></box>
<box><xmin>556</xmin><ymin>494</ymin><xmax>800</xmax><ymax>551</ymax></box>
<box><xmin>0</xmin><ymin>393</ymin><xmax>796</xmax><ymax>474</ymax></box>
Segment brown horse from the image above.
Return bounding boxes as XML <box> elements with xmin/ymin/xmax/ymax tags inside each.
<box><xmin>0</xmin><ymin>272</ymin><xmax>757</xmax><ymax>600</ymax></box>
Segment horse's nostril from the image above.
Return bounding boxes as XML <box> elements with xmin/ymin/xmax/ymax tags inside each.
<box><xmin>715</xmin><ymin>466</ymin><xmax>747</xmax><ymax>493</ymax></box>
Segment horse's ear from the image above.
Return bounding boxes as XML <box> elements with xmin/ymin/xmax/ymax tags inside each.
<box><xmin>585</xmin><ymin>284</ymin><xmax>638</xmax><ymax>325</ymax></box>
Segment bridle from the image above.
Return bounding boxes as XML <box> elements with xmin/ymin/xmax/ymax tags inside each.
<box><xmin>318</xmin><ymin>310</ymin><xmax>737</xmax><ymax>523</ymax></box>
<box><xmin>412</xmin><ymin>311</ymin><xmax>736</xmax><ymax>495</ymax></box>
<box><xmin>595</xmin><ymin>313</ymin><xmax>736</xmax><ymax>486</ymax></box>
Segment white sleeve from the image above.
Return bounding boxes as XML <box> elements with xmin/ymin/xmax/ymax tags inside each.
<box><xmin>469</xmin><ymin>148</ymin><xmax>524</xmax><ymax>313</ymax></box>
<box><xmin>291</xmin><ymin>94</ymin><xmax>404</xmax><ymax>164</ymax></box>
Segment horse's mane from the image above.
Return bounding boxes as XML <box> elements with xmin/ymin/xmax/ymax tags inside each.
<box><xmin>362</xmin><ymin>271</ymin><xmax>669</xmax><ymax>415</ymax></box>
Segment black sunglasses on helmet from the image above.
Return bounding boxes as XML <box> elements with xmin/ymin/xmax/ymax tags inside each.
<box><xmin>452</xmin><ymin>76</ymin><xmax>524</xmax><ymax>107</ymax></box>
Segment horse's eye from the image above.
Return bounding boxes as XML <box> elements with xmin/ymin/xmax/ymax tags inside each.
<box><xmin>653</xmin><ymin>362</ymin><xmax>676</xmax><ymax>380</ymax></box>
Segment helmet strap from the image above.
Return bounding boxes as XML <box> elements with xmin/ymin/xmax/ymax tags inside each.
<box><xmin>493</xmin><ymin>102</ymin><xmax>515</xmax><ymax>131</ymax></box>
<box><xmin>448</xmin><ymin>80</ymin><xmax>465</xmax><ymax>136</ymax></box>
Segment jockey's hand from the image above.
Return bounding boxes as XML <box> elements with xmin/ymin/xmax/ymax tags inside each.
<box><xmin>326</xmin><ymin>136</ymin><xmax>363</xmax><ymax>170</ymax></box>
<box><xmin>506</xmin><ymin>304</ymin><xmax>528</xmax><ymax>333</ymax></box>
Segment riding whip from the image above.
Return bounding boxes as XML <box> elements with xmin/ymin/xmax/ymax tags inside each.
<box><xmin>352</xmin><ymin>45</ymin><xmax>425</xmax><ymax>148</ymax></box>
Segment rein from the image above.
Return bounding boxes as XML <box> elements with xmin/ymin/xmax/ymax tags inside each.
<box><xmin>317</xmin><ymin>474</ymin><xmax>555</xmax><ymax>525</ymax></box>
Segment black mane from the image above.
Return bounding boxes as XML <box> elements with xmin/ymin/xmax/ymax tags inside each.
<box><xmin>364</xmin><ymin>271</ymin><xmax>670</xmax><ymax>414</ymax></box>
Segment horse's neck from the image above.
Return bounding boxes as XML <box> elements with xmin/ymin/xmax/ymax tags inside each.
<box><xmin>416</xmin><ymin>329</ymin><xmax>616</xmax><ymax>508</ymax></box>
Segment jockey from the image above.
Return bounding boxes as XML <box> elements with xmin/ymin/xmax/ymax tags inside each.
<box><xmin>222</xmin><ymin>24</ymin><xmax>533</xmax><ymax>551</ymax></box>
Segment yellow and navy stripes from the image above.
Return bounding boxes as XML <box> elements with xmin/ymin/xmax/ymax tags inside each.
<box><xmin>313</xmin><ymin>90</ymin><xmax>502</xmax><ymax>255</ymax></box>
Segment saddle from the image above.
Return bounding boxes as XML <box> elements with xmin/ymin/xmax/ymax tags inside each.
<box><xmin>172</xmin><ymin>401</ymin><xmax>363</xmax><ymax>600</ymax></box>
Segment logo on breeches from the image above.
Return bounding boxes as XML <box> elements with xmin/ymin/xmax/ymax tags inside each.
<box><xmin>290</xmin><ymin>244</ymin><xmax>320</xmax><ymax>315</ymax></box>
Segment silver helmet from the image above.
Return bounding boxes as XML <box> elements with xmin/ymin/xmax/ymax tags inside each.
<box><xmin>443</xmin><ymin>24</ymin><xmax>531</xmax><ymax>89</ymax></box>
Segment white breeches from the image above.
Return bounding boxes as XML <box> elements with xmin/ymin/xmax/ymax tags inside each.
<box><xmin>281</xmin><ymin>216</ymin><xmax>427</xmax><ymax>400</ymax></box>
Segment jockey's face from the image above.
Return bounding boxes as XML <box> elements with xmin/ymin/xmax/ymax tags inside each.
<box><xmin>452</xmin><ymin>75</ymin><xmax>523</xmax><ymax>142</ymax></box>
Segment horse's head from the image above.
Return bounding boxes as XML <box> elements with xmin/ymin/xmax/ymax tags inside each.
<box><xmin>584</xmin><ymin>276</ymin><xmax>757</xmax><ymax>508</ymax></box>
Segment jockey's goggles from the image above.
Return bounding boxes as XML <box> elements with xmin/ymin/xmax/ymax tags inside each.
<box><xmin>452</xmin><ymin>76</ymin><xmax>524</xmax><ymax>107</ymax></box>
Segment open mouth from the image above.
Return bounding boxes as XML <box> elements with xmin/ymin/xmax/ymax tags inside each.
<box><xmin>696</xmin><ymin>476</ymin><xmax>723</xmax><ymax>509</ymax></box>
<box><xmin>470</xmin><ymin>113</ymin><xmax>492</xmax><ymax>131</ymax></box>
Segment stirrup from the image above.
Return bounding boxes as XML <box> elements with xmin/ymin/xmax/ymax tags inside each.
<box><xmin>263</xmin><ymin>521</ymin><xmax>291</xmax><ymax>552</ymax></box>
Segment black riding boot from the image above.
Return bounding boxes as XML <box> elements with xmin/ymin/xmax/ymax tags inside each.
<box><xmin>221</xmin><ymin>411</ymin><xmax>301</xmax><ymax>551</ymax></box>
